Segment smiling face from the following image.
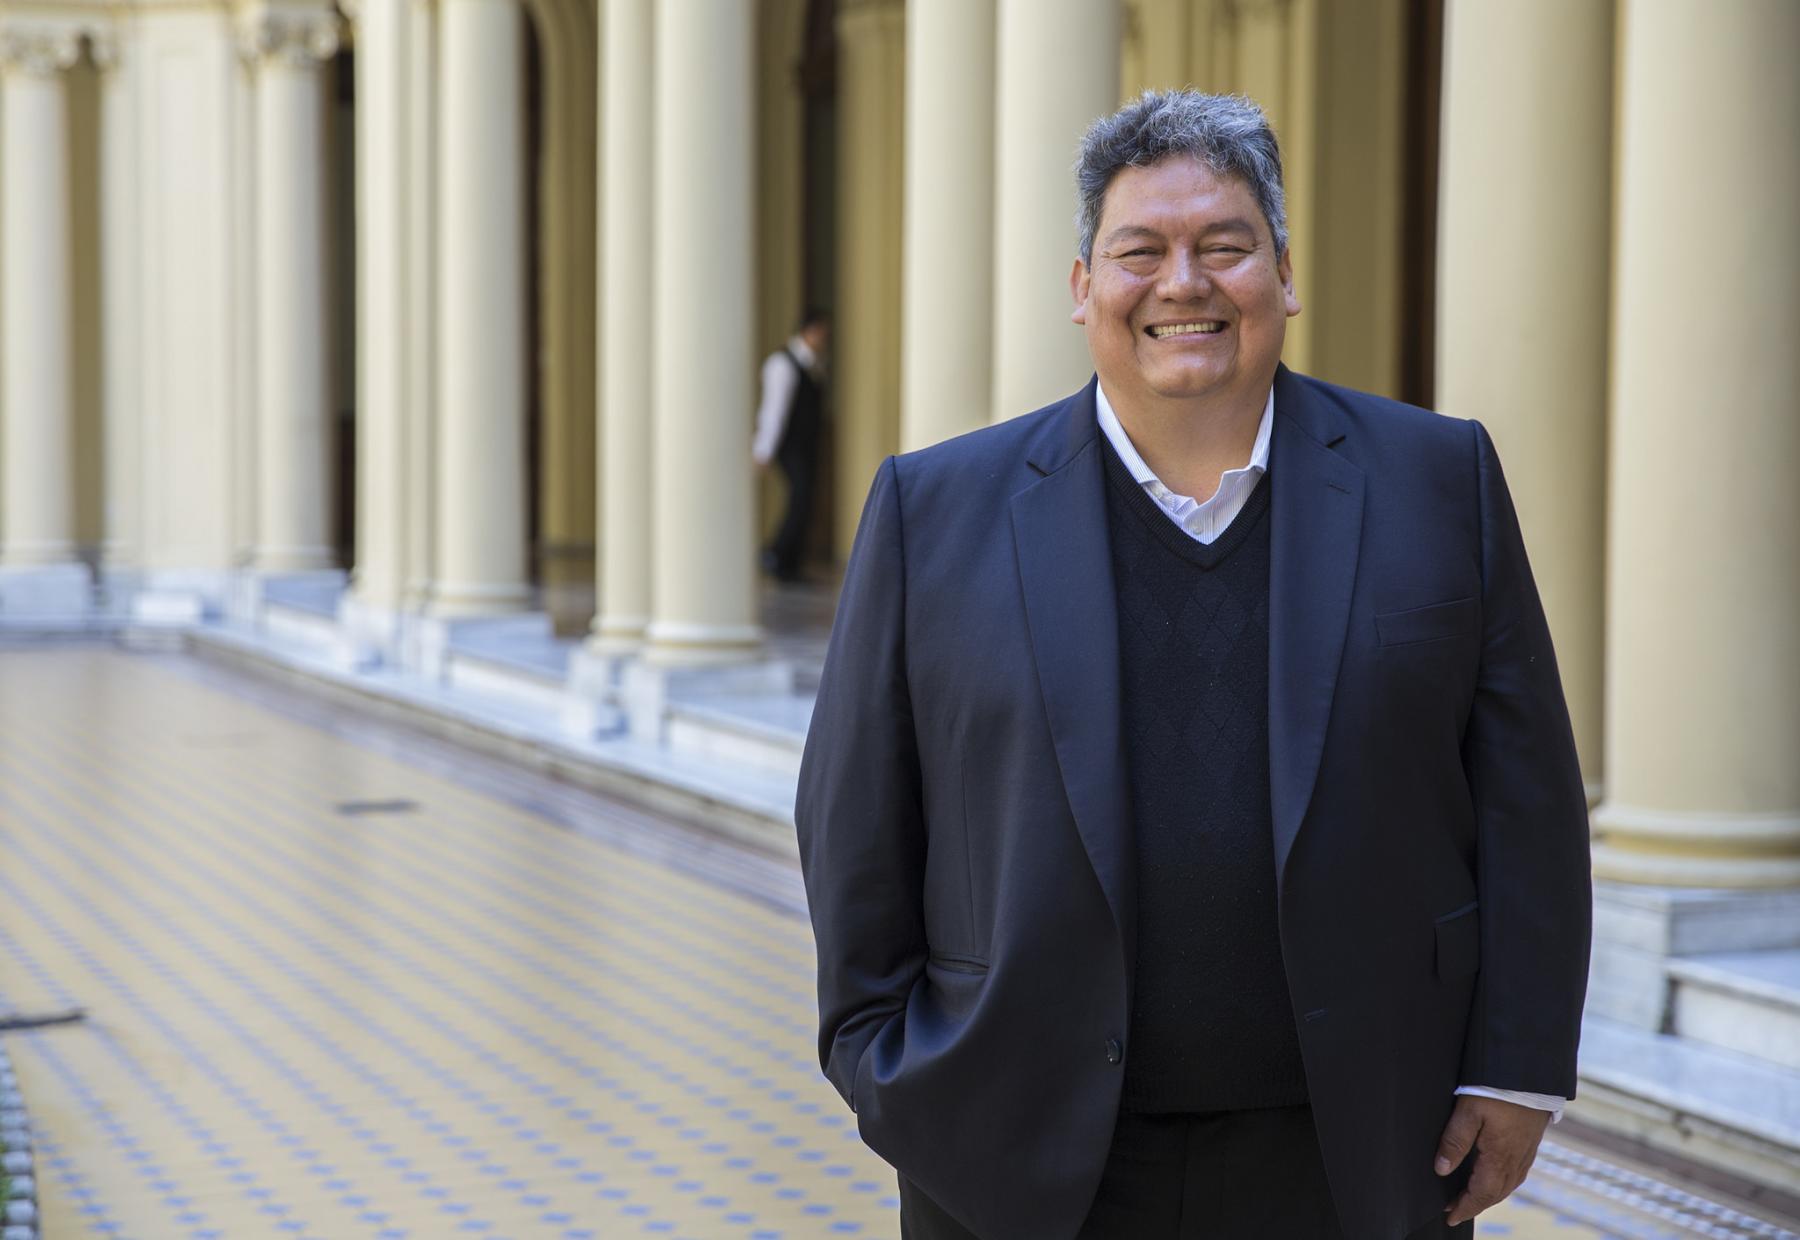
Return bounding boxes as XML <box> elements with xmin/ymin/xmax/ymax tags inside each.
<box><xmin>1071</xmin><ymin>156</ymin><xmax>1300</xmax><ymax>417</ymax></box>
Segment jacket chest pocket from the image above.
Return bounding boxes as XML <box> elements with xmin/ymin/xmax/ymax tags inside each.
<box><xmin>1375</xmin><ymin>597</ymin><xmax>1478</xmax><ymax>648</ymax></box>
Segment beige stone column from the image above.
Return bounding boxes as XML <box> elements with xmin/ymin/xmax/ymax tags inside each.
<box><xmin>241</xmin><ymin>3</ymin><xmax>340</xmax><ymax>574</ymax></box>
<box><xmin>346</xmin><ymin>0</ymin><xmax>410</xmax><ymax>623</ymax></box>
<box><xmin>991</xmin><ymin>0</ymin><xmax>1119</xmax><ymax>422</ymax></box>
<box><xmin>0</xmin><ymin>25</ymin><xmax>83</xmax><ymax>572</ymax></box>
<box><xmin>430</xmin><ymin>0</ymin><xmax>530</xmax><ymax>616</ymax></box>
<box><xmin>899</xmin><ymin>0</ymin><xmax>994</xmax><ymax>452</ymax></box>
<box><xmin>1222</xmin><ymin>0</ymin><xmax>1317</xmax><ymax>374</ymax></box>
<box><xmin>1436</xmin><ymin>0</ymin><xmax>1611</xmax><ymax>801</ymax></box>
<box><xmin>1594</xmin><ymin>0</ymin><xmax>1800</xmax><ymax>887</ymax></box>
<box><xmin>402</xmin><ymin>0</ymin><xmax>437</xmax><ymax>613</ymax></box>
<box><xmin>95</xmin><ymin>28</ymin><xmax>142</xmax><ymax>576</ymax></box>
<box><xmin>588</xmin><ymin>0</ymin><xmax>653</xmax><ymax>654</ymax></box>
<box><xmin>645</xmin><ymin>0</ymin><xmax>759</xmax><ymax>661</ymax></box>
<box><xmin>832</xmin><ymin>0</ymin><xmax>905</xmax><ymax>557</ymax></box>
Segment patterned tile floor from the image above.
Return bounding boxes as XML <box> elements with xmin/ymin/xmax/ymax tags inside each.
<box><xmin>0</xmin><ymin>648</ymin><xmax>1627</xmax><ymax>1238</ymax></box>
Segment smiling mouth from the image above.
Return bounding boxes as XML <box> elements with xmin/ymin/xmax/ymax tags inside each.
<box><xmin>1146</xmin><ymin>321</ymin><xmax>1227</xmax><ymax>338</ymax></box>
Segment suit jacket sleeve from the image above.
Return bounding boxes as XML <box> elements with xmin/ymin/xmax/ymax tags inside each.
<box><xmin>1461</xmin><ymin>420</ymin><xmax>1593</xmax><ymax>1098</ymax></box>
<box><xmin>795</xmin><ymin>455</ymin><xmax>927</xmax><ymax>1111</ymax></box>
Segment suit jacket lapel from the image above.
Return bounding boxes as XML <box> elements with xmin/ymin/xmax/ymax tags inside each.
<box><xmin>1267</xmin><ymin>366</ymin><xmax>1365</xmax><ymax>882</ymax></box>
<box><xmin>1010</xmin><ymin>381</ymin><xmax>1136</xmax><ymax>965</ymax></box>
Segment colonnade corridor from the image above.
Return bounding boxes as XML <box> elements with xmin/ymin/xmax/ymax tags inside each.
<box><xmin>0</xmin><ymin>648</ymin><xmax>1709</xmax><ymax>1238</ymax></box>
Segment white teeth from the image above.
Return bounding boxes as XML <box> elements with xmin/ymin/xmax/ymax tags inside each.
<box><xmin>1149</xmin><ymin>322</ymin><xmax>1225</xmax><ymax>337</ymax></box>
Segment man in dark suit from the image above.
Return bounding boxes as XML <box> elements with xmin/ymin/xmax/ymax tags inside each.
<box><xmin>796</xmin><ymin>91</ymin><xmax>1590</xmax><ymax>1240</ymax></box>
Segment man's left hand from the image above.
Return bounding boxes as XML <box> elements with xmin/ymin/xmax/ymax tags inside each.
<box><xmin>1434</xmin><ymin>1094</ymin><xmax>1552</xmax><ymax>1225</ymax></box>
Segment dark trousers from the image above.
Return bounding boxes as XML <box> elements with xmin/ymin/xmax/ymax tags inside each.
<box><xmin>898</xmin><ymin>1105</ymin><xmax>1474</xmax><ymax>1240</ymax></box>
<box><xmin>769</xmin><ymin>435</ymin><xmax>818</xmax><ymax>580</ymax></box>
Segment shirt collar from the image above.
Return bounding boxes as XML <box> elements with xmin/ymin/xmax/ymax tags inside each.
<box><xmin>1094</xmin><ymin>382</ymin><xmax>1274</xmax><ymax>492</ymax></box>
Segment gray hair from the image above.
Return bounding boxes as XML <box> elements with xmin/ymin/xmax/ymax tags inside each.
<box><xmin>1075</xmin><ymin>90</ymin><xmax>1288</xmax><ymax>264</ymax></box>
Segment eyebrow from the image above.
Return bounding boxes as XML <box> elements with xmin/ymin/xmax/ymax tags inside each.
<box><xmin>1202</xmin><ymin>217</ymin><xmax>1260</xmax><ymax>239</ymax></box>
<box><xmin>1100</xmin><ymin>225</ymin><xmax>1163</xmax><ymax>249</ymax></box>
<box><xmin>1100</xmin><ymin>218</ymin><xmax>1262</xmax><ymax>250</ymax></box>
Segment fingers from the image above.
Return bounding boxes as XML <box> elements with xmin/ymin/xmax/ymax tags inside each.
<box><xmin>1445</xmin><ymin>1146</ymin><xmax>1516</xmax><ymax>1225</ymax></box>
<box><xmin>1434</xmin><ymin>1099</ymin><xmax>1483</xmax><ymax>1176</ymax></box>
<box><xmin>1437</xmin><ymin>1099</ymin><xmax>1555</xmax><ymax>1223</ymax></box>
<box><xmin>1444</xmin><ymin>1131</ymin><xmax>1545</xmax><ymax>1224</ymax></box>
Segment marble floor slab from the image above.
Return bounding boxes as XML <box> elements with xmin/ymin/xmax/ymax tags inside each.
<box><xmin>0</xmin><ymin>648</ymin><xmax>1698</xmax><ymax>1239</ymax></box>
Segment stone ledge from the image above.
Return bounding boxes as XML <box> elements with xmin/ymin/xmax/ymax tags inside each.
<box><xmin>186</xmin><ymin>626</ymin><xmax>801</xmax><ymax>860</ymax></box>
<box><xmin>1574</xmin><ymin>1015</ymin><xmax>1800</xmax><ymax>1202</ymax></box>
<box><xmin>1668</xmin><ymin>950</ymin><xmax>1800</xmax><ymax>1074</ymax></box>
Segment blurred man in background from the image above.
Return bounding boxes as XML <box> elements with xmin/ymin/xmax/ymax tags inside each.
<box><xmin>754</xmin><ymin>307</ymin><xmax>832</xmax><ymax>583</ymax></box>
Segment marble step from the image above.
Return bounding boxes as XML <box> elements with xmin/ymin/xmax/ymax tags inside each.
<box><xmin>1668</xmin><ymin>949</ymin><xmax>1800</xmax><ymax>1074</ymax></box>
<box><xmin>1574</xmin><ymin>1014</ymin><xmax>1800</xmax><ymax>1199</ymax></box>
<box><xmin>664</xmin><ymin>690</ymin><xmax>811</xmax><ymax>780</ymax></box>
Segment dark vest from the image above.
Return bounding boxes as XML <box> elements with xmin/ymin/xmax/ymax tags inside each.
<box><xmin>1101</xmin><ymin>437</ymin><xmax>1308</xmax><ymax>1114</ymax></box>
<box><xmin>778</xmin><ymin>349</ymin><xmax>823</xmax><ymax>465</ymax></box>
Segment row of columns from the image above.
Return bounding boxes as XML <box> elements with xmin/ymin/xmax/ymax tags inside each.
<box><xmin>580</xmin><ymin>0</ymin><xmax>759</xmax><ymax>662</ymax></box>
<box><xmin>583</xmin><ymin>0</ymin><xmax>1129</xmax><ymax>656</ymax></box>
<box><xmin>1437</xmin><ymin>0</ymin><xmax>1800</xmax><ymax>888</ymax></box>
<box><xmin>342</xmin><ymin>0</ymin><xmax>758</xmax><ymax>664</ymax></box>
<box><xmin>1</xmin><ymin>0</ymin><xmax>1792</xmax><ymax>887</ymax></box>
<box><xmin>0</xmin><ymin>7</ymin><xmax>342</xmax><ymax>604</ymax></box>
<box><xmin>897</xmin><ymin>0</ymin><xmax>1124</xmax><ymax>454</ymax></box>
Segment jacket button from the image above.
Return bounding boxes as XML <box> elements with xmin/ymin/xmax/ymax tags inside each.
<box><xmin>1104</xmin><ymin>1037</ymin><xmax>1123</xmax><ymax>1065</ymax></box>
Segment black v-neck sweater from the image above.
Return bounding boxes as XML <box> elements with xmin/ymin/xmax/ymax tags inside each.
<box><xmin>1102</xmin><ymin>437</ymin><xmax>1309</xmax><ymax>1114</ymax></box>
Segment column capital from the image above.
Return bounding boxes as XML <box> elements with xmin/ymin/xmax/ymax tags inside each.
<box><xmin>0</xmin><ymin>21</ymin><xmax>84</xmax><ymax>76</ymax></box>
<box><xmin>235</xmin><ymin>2</ymin><xmax>341</xmax><ymax>66</ymax></box>
<box><xmin>87</xmin><ymin>24</ymin><xmax>121</xmax><ymax>70</ymax></box>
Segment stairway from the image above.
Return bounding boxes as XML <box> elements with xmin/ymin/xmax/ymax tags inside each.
<box><xmin>1576</xmin><ymin>942</ymin><xmax>1800</xmax><ymax>1210</ymax></box>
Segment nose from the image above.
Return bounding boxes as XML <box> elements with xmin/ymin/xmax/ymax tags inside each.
<box><xmin>1156</xmin><ymin>246</ymin><xmax>1211</xmax><ymax>301</ymax></box>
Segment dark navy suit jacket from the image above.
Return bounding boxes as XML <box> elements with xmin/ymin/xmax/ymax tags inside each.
<box><xmin>795</xmin><ymin>366</ymin><xmax>1592</xmax><ymax>1240</ymax></box>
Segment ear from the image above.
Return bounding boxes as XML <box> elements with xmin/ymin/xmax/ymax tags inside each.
<box><xmin>1278</xmin><ymin>247</ymin><xmax>1301</xmax><ymax>318</ymax></box>
<box><xmin>1070</xmin><ymin>257</ymin><xmax>1091</xmax><ymax>325</ymax></box>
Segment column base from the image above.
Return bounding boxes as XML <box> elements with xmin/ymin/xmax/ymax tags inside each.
<box><xmin>0</xmin><ymin>562</ymin><xmax>93</xmax><ymax>617</ymax></box>
<box><xmin>249</xmin><ymin>544</ymin><xmax>338</xmax><ymax>574</ymax></box>
<box><xmin>427</xmin><ymin>578</ymin><xmax>534</xmax><ymax>619</ymax></box>
<box><xmin>585</xmin><ymin>614</ymin><xmax>648</xmax><ymax>658</ymax></box>
<box><xmin>643</xmin><ymin>619</ymin><xmax>763</xmax><ymax>668</ymax></box>
<box><xmin>0</xmin><ymin>539</ymin><xmax>81</xmax><ymax>568</ymax></box>
<box><xmin>1588</xmin><ymin>879</ymin><xmax>1800</xmax><ymax>1029</ymax></box>
<box><xmin>1592</xmin><ymin>802</ymin><xmax>1800</xmax><ymax>888</ymax></box>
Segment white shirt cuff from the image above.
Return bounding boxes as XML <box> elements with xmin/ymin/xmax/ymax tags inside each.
<box><xmin>1455</xmin><ymin>1085</ymin><xmax>1566</xmax><ymax>1123</ymax></box>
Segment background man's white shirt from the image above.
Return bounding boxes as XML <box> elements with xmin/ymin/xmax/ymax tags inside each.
<box><xmin>751</xmin><ymin>336</ymin><xmax>821</xmax><ymax>466</ymax></box>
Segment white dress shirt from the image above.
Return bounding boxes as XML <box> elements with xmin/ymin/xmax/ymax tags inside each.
<box><xmin>1095</xmin><ymin>383</ymin><xmax>1272</xmax><ymax>544</ymax></box>
<box><xmin>1093</xmin><ymin>381</ymin><xmax>1565</xmax><ymax>1122</ymax></box>
<box><xmin>751</xmin><ymin>336</ymin><xmax>821</xmax><ymax>466</ymax></box>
